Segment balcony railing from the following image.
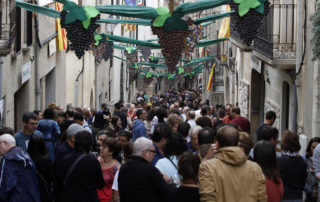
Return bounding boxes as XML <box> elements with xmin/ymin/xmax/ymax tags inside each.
<box><xmin>253</xmin><ymin>1</ymin><xmax>296</xmax><ymax>60</ymax></box>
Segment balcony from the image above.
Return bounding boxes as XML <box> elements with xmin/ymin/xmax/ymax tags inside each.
<box><xmin>0</xmin><ymin>0</ymin><xmax>15</xmax><ymax>56</ymax></box>
<box><xmin>253</xmin><ymin>1</ymin><xmax>296</xmax><ymax>68</ymax></box>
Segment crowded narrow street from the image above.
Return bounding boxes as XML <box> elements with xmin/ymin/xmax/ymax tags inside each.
<box><xmin>0</xmin><ymin>0</ymin><xmax>319</xmax><ymax>201</ymax></box>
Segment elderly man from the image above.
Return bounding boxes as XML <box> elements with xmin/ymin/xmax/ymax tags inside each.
<box><xmin>199</xmin><ymin>126</ymin><xmax>267</xmax><ymax>202</ymax></box>
<box><xmin>0</xmin><ymin>134</ymin><xmax>40</xmax><ymax>202</ymax></box>
<box><xmin>118</xmin><ymin>137</ymin><xmax>169</xmax><ymax>202</ymax></box>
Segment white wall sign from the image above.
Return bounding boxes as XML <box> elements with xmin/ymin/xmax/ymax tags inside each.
<box><xmin>250</xmin><ymin>55</ymin><xmax>262</xmax><ymax>74</ymax></box>
<box><xmin>0</xmin><ymin>99</ymin><xmax>3</xmax><ymax>127</ymax></box>
<box><xmin>49</xmin><ymin>39</ymin><xmax>56</xmax><ymax>56</ymax></box>
<box><xmin>22</xmin><ymin>61</ymin><xmax>32</xmax><ymax>84</ymax></box>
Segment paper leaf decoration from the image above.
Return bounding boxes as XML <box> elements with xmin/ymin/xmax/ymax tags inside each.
<box><xmin>178</xmin><ymin>67</ymin><xmax>184</xmax><ymax>74</ymax></box>
<box><xmin>164</xmin><ymin>17</ymin><xmax>188</xmax><ymax>31</ymax></box>
<box><xmin>64</xmin><ymin>2</ymin><xmax>87</xmax><ymax>24</ymax></box>
<box><xmin>255</xmin><ymin>0</ymin><xmax>266</xmax><ymax>14</ymax></box>
<box><xmin>233</xmin><ymin>0</ymin><xmax>261</xmax><ymax>17</ymax></box>
<box><xmin>94</xmin><ymin>34</ymin><xmax>103</xmax><ymax>46</ymax></box>
<box><xmin>168</xmin><ymin>74</ymin><xmax>175</xmax><ymax>79</ymax></box>
<box><xmin>146</xmin><ymin>72</ymin><xmax>153</xmax><ymax>78</ymax></box>
<box><xmin>82</xmin><ymin>6</ymin><xmax>100</xmax><ymax>29</ymax></box>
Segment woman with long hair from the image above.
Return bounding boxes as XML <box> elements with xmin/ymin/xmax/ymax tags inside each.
<box><xmin>254</xmin><ymin>141</ymin><xmax>283</xmax><ymax>202</ymax></box>
<box><xmin>110</xmin><ymin>115</ymin><xmax>122</xmax><ymax>135</ymax></box>
<box><xmin>27</xmin><ymin>135</ymin><xmax>53</xmax><ymax>202</ymax></box>
<box><xmin>97</xmin><ymin>138</ymin><xmax>121</xmax><ymax>202</ymax></box>
<box><xmin>305</xmin><ymin>137</ymin><xmax>320</xmax><ymax>202</ymax></box>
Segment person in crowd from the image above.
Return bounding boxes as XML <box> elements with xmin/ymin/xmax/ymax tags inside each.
<box><xmin>167</xmin><ymin>113</ymin><xmax>183</xmax><ymax>132</ymax></box>
<box><xmin>188</xmin><ymin>125</ymin><xmax>202</xmax><ymax>153</ymax></box>
<box><xmin>166</xmin><ymin>152</ymin><xmax>201</xmax><ymax>202</ymax></box>
<box><xmin>97</xmin><ymin>138</ymin><xmax>121</xmax><ymax>202</ymax></box>
<box><xmin>200</xmin><ymin>105</ymin><xmax>211</xmax><ymax>117</ymax></box>
<box><xmin>195</xmin><ymin>116</ymin><xmax>212</xmax><ymax>128</ymax></box>
<box><xmin>222</xmin><ymin>104</ymin><xmax>233</xmax><ymax>123</ymax></box>
<box><xmin>73</xmin><ymin>111</ymin><xmax>92</xmax><ymax>134</ymax></box>
<box><xmin>239</xmin><ymin>131</ymin><xmax>254</xmax><ymax>159</ymax></box>
<box><xmin>145</xmin><ymin>109</ymin><xmax>156</xmax><ymax>137</ymax></box>
<box><xmin>54</xmin><ymin>123</ymin><xmax>86</xmax><ymax>201</ymax></box>
<box><xmin>155</xmin><ymin>133</ymin><xmax>188</xmax><ymax>185</ymax></box>
<box><xmin>128</xmin><ymin>104</ymin><xmax>136</xmax><ymax>122</ymax></box>
<box><xmin>256</xmin><ymin>110</ymin><xmax>277</xmax><ymax>141</ymax></box>
<box><xmin>151</xmin><ymin>123</ymin><xmax>173</xmax><ymax>165</ymax></box>
<box><xmin>197</xmin><ymin>127</ymin><xmax>215</xmax><ymax>160</ymax></box>
<box><xmin>254</xmin><ymin>141</ymin><xmax>284</xmax><ymax>202</ymax></box>
<box><xmin>199</xmin><ymin>126</ymin><xmax>267</xmax><ymax>202</ymax></box>
<box><xmin>178</xmin><ymin>122</ymin><xmax>191</xmax><ymax>141</ymax></box>
<box><xmin>0</xmin><ymin>126</ymin><xmax>14</xmax><ymax>136</ymax></box>
<box><xmin>91</xmin><ymin>112</ymin><xmax>112</xmax><ymax>136</ymax></box>
<box><xmin>278</xmin><ymin>130</ymin><xmax>307</xmax><ymax>202</ymax></box>
<box><xmin>213</xmin><ymin>108</ymin><xmax>225</xmax><ymax>130</ymax></box>
<box><xmin>132</xmin><ymin>109</ymin><xmax>147</xmax><ymax>142</ymax></box>
<box><xmin>15</xmin><ymin>112</ymin><xmax>43</xmax><ymax>152</ymax></box>
<box><xmin>118</xmin><ymin>137</ymin><xmax>168</xmax><ymax>202</ymax></box>
<box><xmin>0</xmin><ymin>134</ymin><xmax>41</xmax><ymax>202</ymax></box>
<box><xmin>59</xmin><ymin>109</ymin><xmax>74</xmax><ymax>134</ymax></box>
<box><xmin>57</xmin><ymin>111</ymin><xmax>66</xmax><ymax>126</ymax></box>
<box><xmin>96</xmin><ymin>131</ymin><xmax>115</xmax><ymax>148</ymax></box>
<box><xmin>151</xmin><ymin>108</ymin><xmax>168</xmax><ymax>134</ymax></box>
<box><xmin>33</xmin><ymin>110</ymin><xmax>43</xmax><ymax>120</ymax></box>
<box><xmin>28</xmin><ymin>135</ymin><xmax>53</xmax><ymax>202</ymax></box>
<box><xmin>110</xmin><ymin>115</ymin><xmax>122</xmax><ymax>135</ymax></box>
<box><xmin>260</xmin><ymin>126</ymin><xmax>281</xmax><ymax>153</ymax></box>
<box><xmin>118</xmin><ymin>131</ymin><xmax>131</xmax><ymax>162</ymax></box>
<box><xmin>37</xmin><ymin>108</ymin><xmax>61</xmax><ymax>160</ymax></box>
<box><xmin>113</xmin><ymin>102</ymin><xmax>127</xmax><ymax>130</ymax></box>
<box><xmin>186</xmin><ymin>110</ymin><xmax>196</xmax><ymax>128</ymax></box>
<box><xmin>59</xmin><ymin>131</ymin><xmax>105</xmax><ymax>202</ymax></box>
<box><xmin>231</xmin><ymin>107</ymin><xmax>250</xmax><ymax>134</ymax></box>
<box><xmin>305</xmin><ymin>137</ymin><xmax>320</xmax><ymax>202</ymax></box>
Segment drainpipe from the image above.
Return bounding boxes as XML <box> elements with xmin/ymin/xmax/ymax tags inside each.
<box><xmin>0</xmin><ymin>57</ymin><xmax>2</xmax><ymax>98</ymax></box>
<box><xmin>295</xmin><ymin>0</ymin><xmax>305</xmax><ymax>134</ymax></box>
<box><xmin>34</xmin><ymin>0</ymin><xmax>41</xmax><ymax>110</ymax></box>
<box><xmin>75</xmin><ymin>58</ymin><xmax>84</xmax><ymax>107</ymax></box>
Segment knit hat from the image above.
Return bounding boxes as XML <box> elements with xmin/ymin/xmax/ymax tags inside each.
<box><xmin>66</xmin><ymin>123</ymin><xmax>86</xmax><ymax>139</ymax></box>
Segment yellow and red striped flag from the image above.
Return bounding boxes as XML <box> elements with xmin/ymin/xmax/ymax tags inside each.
<box><xmin>122</xmin><ymin>0</ymin><xmax>137</xmax><ymax>31</ymax></box>
<box><xmin>56</xmin><ymin>2</ymin><xmax>67</xmax><ymax>50</ymax></box>
<box><xmin>218</xmin><ymin>5</ymin><xmax>231</xmax><ymax>39</ymax></box>
<box><xmin>207</xmin><ymin>63</ymin><xmax>215</xmax><ymax>91</ymax></box>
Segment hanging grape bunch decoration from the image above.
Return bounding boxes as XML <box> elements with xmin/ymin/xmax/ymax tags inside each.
<box><xmin>60</xmin><ymin>3</ymin><xmax>100</xmax><ymax>59</ymax></box>
<box><xmin>185</xmin><ymin>19</ymin><xmax>204</xmax><ymax>58</ymax></box>
<box><xmin>129</xmin><ymin>68</ymin><xmax>139</xmax><ymax>83</ymax></box>
<box><xmin>230</xmin><ymin>0</ymin><xmax>270</xmax><ymax>46</ymax></box>
<box><xmin>124</xmin><ymin>47</ymin><xmax>138</xmax><ymax>67</ymax></box>
<box><xmin>152</xmin><ymin>7</ymin><xmax>190</xmax><ymax>73</ymax></box>
<box><xmin>145</xmin><ymin>77</ymin><xmax>153</xmax><ymax>85</ymax></box>
<box><xmin>91</xmin><ymin>42</ymin><xmax>106</xmax><ymax>62</ymax></box>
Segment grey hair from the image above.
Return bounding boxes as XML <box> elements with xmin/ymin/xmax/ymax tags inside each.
<box><xmin>0</xmin><ymin>134</ymin><xmax>16</xmax><ymax>146</ymax></box>
<box><xmin>133</xmin><ymin>137</ymin><xmax>153</xmax><ymax>156</ymax></box>
<box><xmin>189</xmin><ymin>125</ymin><xmax>203</xmax><ymax>137</ymax></box>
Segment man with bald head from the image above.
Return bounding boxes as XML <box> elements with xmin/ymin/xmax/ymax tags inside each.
<box><xmin>186</xmin><ymin>110</ymin><xmax>196</xmax><ymax>128</ymax></box>
<box><xmin>199</xmin><ymin>126</ymin><xmax>267</xmax><ymax>202</ymax></box>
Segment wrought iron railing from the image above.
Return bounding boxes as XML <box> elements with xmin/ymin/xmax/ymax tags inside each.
<box><xmin>253</xmin><ymin>1</ymin><xmax>296</xmax><ymax>60</ymax></box>
<box><xmin>0</xmin><ymin>0</ymin><xmax>15</xmax><ymax>54</ymax></box>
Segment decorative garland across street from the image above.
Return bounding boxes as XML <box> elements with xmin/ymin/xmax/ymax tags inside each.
<box><xmin>15</xmin><ymin>0</ymin><xmax>271</xmax><ymax>78</ymax></box>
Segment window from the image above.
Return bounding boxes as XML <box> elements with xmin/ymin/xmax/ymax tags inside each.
<box><xmin>24</xmin><ymin>10</ymin><xmax>32</xmax><ymax>47</ymax></box>
<box><xmin>15</xmin><ymin>7</ymin><xmax>21</xmax><ymax>53</ymax></box>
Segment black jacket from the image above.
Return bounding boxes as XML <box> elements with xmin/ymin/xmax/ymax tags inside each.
<box><xmin>118</xmin><ymin>155</ymin><xmax>169</xmax><ymax>202</ymax></box>
<box><xmin>277</xmin><ymin>155</ymin><xmax>307</xmax><ymax>200</ymax></box>
<box><xmin>59</xmin><ymin>152</ymin><xmax>105</xmax><ymax>202</ymax></box>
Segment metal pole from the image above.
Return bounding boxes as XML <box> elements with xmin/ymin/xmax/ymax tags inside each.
<box><xmin>34</xmin><ymin>8</ymin><xmax>41</xmax><ymax>110</ymax></box>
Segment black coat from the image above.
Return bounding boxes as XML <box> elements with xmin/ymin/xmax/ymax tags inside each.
<box><xmin>118</xmin><ymin>155</ymin><xmax>169</xmax><ymax>202</ymax></box>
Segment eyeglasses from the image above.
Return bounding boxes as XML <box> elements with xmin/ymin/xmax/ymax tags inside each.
<box><xmin>147</xmin><ymin>149</ymin><xmax>157</xmax><ymax>154</ymax></box>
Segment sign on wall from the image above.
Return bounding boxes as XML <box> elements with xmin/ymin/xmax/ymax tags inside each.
<box><xmin>21</xmin><ymin>61</ymin><xmax>31</xmax><ymax>84</ymax></box>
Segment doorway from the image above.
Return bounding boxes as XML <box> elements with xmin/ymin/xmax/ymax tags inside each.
<box><xmin>250</xmin><ymin>69</ymin><xmax>265</xmax><ymax>137</ymax></box>
<box><xmin>281</xmin><ymin>81</ymin><xmax>290</xmax><ymax>134</ymax></box>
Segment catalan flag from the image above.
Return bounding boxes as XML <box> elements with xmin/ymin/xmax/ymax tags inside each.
<box><xmin>207</xmin><ymin>63</ymin><xmax>215</xmax><ymax>91</ymax></box>
<box><xmin>56</xmin><ymin>2</ymin><xmax>67</xmax><ymax>50</ymax></box>
<box><xmin>122</xmin><ymin>0</ymin><xmax>137</xmax><ymax>31</ymax></box>
<box><xmin>218</xmin><ymin>5</ymin><xmax>231</xmax><ymax>39</ymax></box>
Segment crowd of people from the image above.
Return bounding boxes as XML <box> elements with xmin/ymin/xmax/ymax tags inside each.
<box><xmin>0</xmin><ymin>89</ymin><xmax>317</xmax><ymax>202</ymax></box>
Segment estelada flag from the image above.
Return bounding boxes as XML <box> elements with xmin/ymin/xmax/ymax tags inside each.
<box><xmin>122</xmin><ymin>0</ymin><xmax>137</xmax><ymax>31</ymax></box>
<box><xmin>218</xmin><ymin>5</ymin><xmax>230</xmax><ymax>39</ymax></box>
<box><xmin>207</xmin><ymin>63</ymin><xmax>215</xmax><ymax>91</ymax></box>
<box><xmin>56</xmin><ymin>2</ymin><xmax>67</xmax><ymax>50</ymax></box>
